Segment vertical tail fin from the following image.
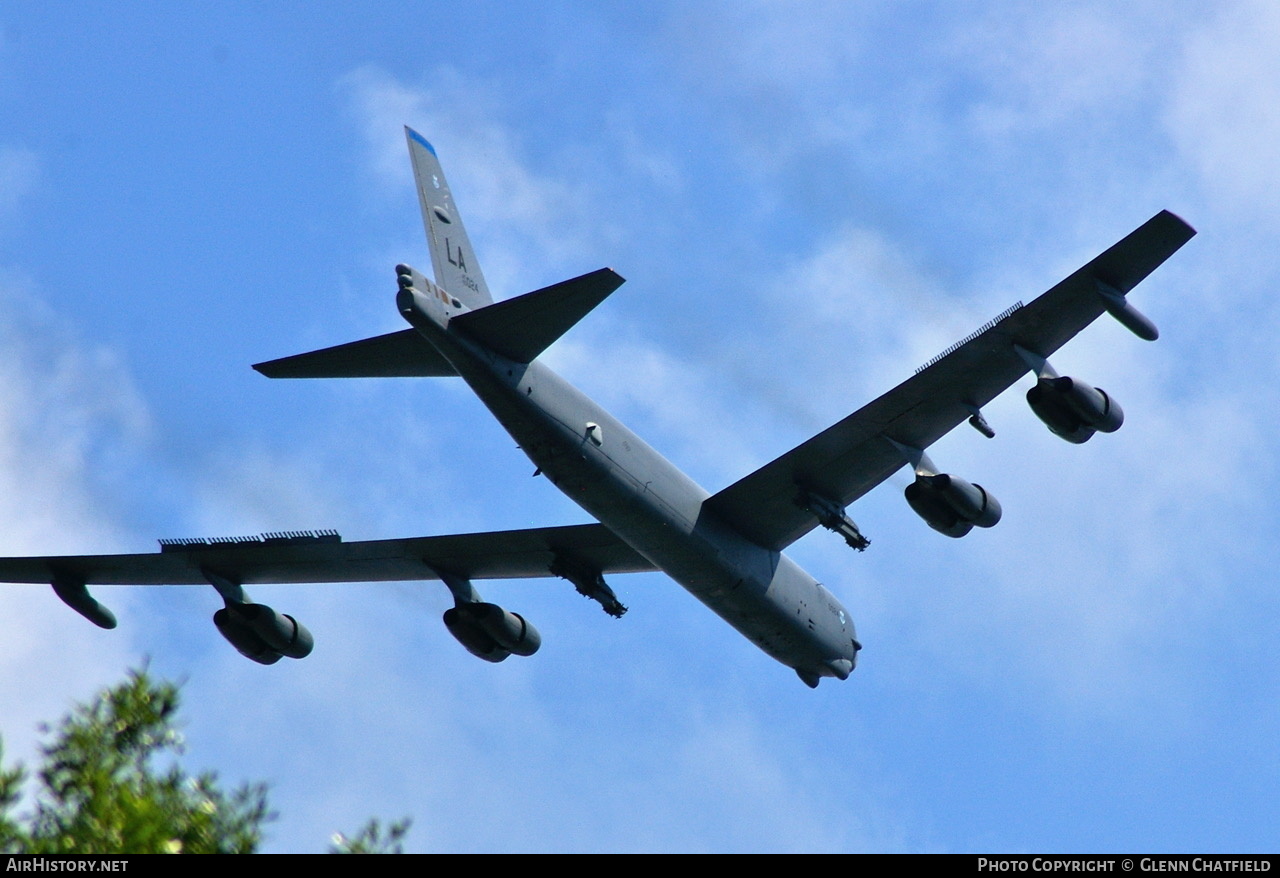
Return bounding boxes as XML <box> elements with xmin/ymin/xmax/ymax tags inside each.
<box><xmin>405</xmin><ymin>127</ymin><xmax>493</xmax><ymax>308</ymax></box>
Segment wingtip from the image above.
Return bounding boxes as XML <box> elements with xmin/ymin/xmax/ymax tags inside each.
<box><xmin>1157</xmin><ymin>208</ymin><xmax>1197</xmax><ymax>237</ymax></box>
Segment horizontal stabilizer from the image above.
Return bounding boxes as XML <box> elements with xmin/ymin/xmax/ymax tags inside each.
<box><xmin>253</xmin><ymin>329</ymin><xmax>456</xmax><ymax>378</ymax></box>
<box><xmin>451</xmin><ymin>268</ymin><xmax>624</xmax><ymax>363</ymax></box>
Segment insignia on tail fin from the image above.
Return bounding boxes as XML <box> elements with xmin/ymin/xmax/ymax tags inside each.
<box><xmin>405</xmin><ymin>127</ymin><xmax>493</xmax><ymax>309</ymax></box>
<box><xmin>254</xmin><ymin>132</ymin><xmax>622</xmax><ymax>379</ymax></box>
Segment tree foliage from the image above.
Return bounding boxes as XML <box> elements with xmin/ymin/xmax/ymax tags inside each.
<box><xmin>329</xmin><ymin>818</ymin><xmax>413</xmax><ymax>855</ymax></box>
<box><xmin>0</xmin><ymin>668</ymin><xmax>408</xmax><ymax>854</ymax></box>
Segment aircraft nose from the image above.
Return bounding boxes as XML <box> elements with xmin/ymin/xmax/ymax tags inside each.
<box><xmin>825</xmin><ymin>657</ymin><xmax>854</xmax><ymax>680</ymax></box>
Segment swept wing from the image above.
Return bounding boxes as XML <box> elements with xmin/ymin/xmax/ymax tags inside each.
<box><xmin>704</xmin><ymin>210</ymin><xmax>1196</xmax><ymax>551</ymax></box>
<box><xmin>0</xmin><ymin>523</ymin><xmax>655</xmax><ymax>585</ymax></box>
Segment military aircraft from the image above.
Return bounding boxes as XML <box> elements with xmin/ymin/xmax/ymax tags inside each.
<box><xmin>0</xmin><ymin>128</ymin><xmax>1195</xmax><ymax>686</ymax></box>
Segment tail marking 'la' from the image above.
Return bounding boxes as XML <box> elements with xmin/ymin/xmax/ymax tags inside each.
<box><xmin>405</xmin><ymin>127</ymin><xmax>493</xmax><ymax>309</ymax></box>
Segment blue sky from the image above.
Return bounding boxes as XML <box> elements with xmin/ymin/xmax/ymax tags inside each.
<box><xmin>1</xmin><ymin>1</ymin><xmax>1277</xmax><ymax>853</ymax></box>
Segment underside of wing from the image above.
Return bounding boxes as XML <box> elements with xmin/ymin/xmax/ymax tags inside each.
<box><xmin>253</xmin><ymin>328</ymin><xmax>456</xmax><ymax>378</ymax></box>
<box><xmin>706</xmin><ymin>210</ymin><xmax>1196</xmax><ymax>551</ymax></box>
<box><xmin>0</xmin><ymin>523</ymin><xmax>656</xmax><ymax>586</ymax></box>
<box><xmin>450</xmin><ymin>267</ymin><xmax>624</xmax><ymax>364</ymax></box>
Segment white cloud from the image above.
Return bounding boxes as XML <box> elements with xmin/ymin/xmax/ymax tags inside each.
<box><xmin>338</xmin><ymin>66</ymin><xmax>599</xmax><ymax>295</ymax></box>
<box><xmin>0</xmin><ymin>273</ymin><xmax>152</xmax><ymax>768</ymax></box>
<box><xmin>0</xmin><ymin>274</ymin><xmax>150</xmax><ymax>553</ymax></box>
<box><xmin>956</xmin><ymin>5</ymin><xmax>1165</xmax><ymax>137</ymax></box>
<box><xmin>1168</xmin><ymin>1</ymin><xmax>1280</xmax><ymax>219</ymax></box>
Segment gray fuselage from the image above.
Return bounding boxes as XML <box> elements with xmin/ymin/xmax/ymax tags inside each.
<box><xmin>398</xmin><ymin>277</ymin><xmax>858</xmax><ymax>685</ymax></box>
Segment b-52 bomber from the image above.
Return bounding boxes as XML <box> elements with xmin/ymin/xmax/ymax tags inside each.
<box><xmin>0</xmin><ymin>129</ymin><xmax>1195</xmax><ymax>686</ymax></box>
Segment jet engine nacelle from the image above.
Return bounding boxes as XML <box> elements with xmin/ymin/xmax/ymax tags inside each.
<box><xmin>905</xmin><ymin>473</ymin><xmax>1002</xmax><ymax>538</ymax></box>
<box><xmin>1026</xmin><ymin>376</ymin><xmax>1123</xmax><ymax>444</ymax></box>
<box><xmin>443</xmin><ymin>602</ymin><xmax>542</xmax><ymax>663</ymax></box>
<box><xmin>213</xmin><ymin>602</ymin><xmax>315</xmax><ymax>665</ymax></box>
